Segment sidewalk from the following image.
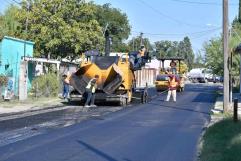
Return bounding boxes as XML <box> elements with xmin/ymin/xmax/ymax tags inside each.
<box><xmin>0</xmin><ymin>97</ymin><xmax>64</xmax><ymax>115</ymax></box>
<box><xmin>212</xmin><ymin>93</ymin><xmax>241</xmax><ymax>114</ymax></box>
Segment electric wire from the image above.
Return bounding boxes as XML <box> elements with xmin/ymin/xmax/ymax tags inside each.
<box><xmin>132</xmin><ymin>27</ymin><xmax>221</xmax><ymax>36</ymax></box>
<box><xmin>137</xmin><ymin>0</ymin><xmax>211</xmax><ymax>28</ymax></box>
<box><xmin>169</xmin><ymin>0</ymin><xmax>238</xmax><ymax>6</ymax></box>
<box><xmin>10</xmin><ymin>0</ymin><xmax>21</xmax><ymax>5</ymax></box>
<box><xmin>2</xmin><ymin>0</ymin><xmax>11</xmax><ymax>5</ymax></box>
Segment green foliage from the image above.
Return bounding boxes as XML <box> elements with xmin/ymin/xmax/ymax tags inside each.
<box><xmin>96</xmin><ymin>3</ymin><xmax>131</xmax><ymax>52</ymax></box>
<box><xmin>128</xmin><ymin>37</ymin><xmax>153</xmax><ymax>52</ymax></box>
<box><xmin>178</xmin><ymin>61</ymin><xmax>188</xmax><ymax>74</ymax></box>
<box><xmin>203</xmin><ymin>37</ymin><xmax>223</xmax><ymax>76</ymax></box>
<box><xmin>155</xmin><ymin>40</ymin><xmax>178</xmax><ymax>58</ymax></box>
<box><xmin>154</xmin><ymin>37</ymin><xmax>194</xmax><ymax>70</ymax></box>
<box><xmin>31</xmin><ymin>73</ymin><xmax>59</xmax><ymax>97</ymax></box>
<box><xmin>193</xmin><ymin>50</ymin><xmax>205</xmax><ymax>69</ymax></box>
<box><xmin>178</xmin><ymin>37</ymin><xmax>194</xmax><ymax>69</ymax></box>
<box><xmin>17</xmin><ymin>0</ymin><xmax>104</xmax><ymax>58</ymax></box>
<box><xmin>1</xmin><ymin>1</ymin><xmax>131</xmax><ymax>56</ymax></box>
<box><xmin>0</xmin><ymin>75</ymin><xmax>8</xmax><ymax>86</ymax></box>
<box><xmin>112</xmin><ymin>42</ymin><xmax>131</xmax><ymax>52</ymax></box>
<box><xmin>0</xmin><ymin>5</ymin><xmax>20</xmax><ymax>39</ymax></box>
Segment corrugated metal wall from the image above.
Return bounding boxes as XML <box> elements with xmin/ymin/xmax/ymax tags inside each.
<box><xmin>134</xmin><ymin>68</ymin><xmax>157</xmax><ymax>87</ymax></box>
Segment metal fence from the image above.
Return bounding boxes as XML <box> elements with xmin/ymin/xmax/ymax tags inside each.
<box><xmin>134</xmin><ymin>68</ymin><xmax>157</xmax><ymax>87</ymax></box>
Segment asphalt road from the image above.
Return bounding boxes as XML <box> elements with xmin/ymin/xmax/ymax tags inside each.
<box><xmin>0</xmin><ymin>83</ymin><xmax>219</xmax><ymax>161</ymax></box>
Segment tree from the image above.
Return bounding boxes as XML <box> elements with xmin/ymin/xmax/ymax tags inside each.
<box><xmin>192</xmin><ymin>50</ymin><xmax>205</xmax><ymax>68</ymax></box>
<box><xmin>0</xmin><ymin>5</ymin><xmax>20</xmax><ymax>39</ymax></box>
<box><xmin>155</xmin><ymin>40</ymin><xmax>175</xmax><ymax>58</ymax></box>
<box><xmin>203</xmin><ymin>37</ymin><xmax>223</xmax><ymax>75</ymax></box>
<box><xmin>178</xmin><ymin>37</ymin><xmax>194</xmax><ymax>70</ymax></box>
<box><xmin>128</xmin><ymin>36</ymin><xmax>153</xmax><ymax>52</ymax></box>
<box><xmin>16</xmin><ymin>0</ymin><xmax>104</xmax><ymax>58</ymax></box>
<box><xmin>178</xmin><ymin>61</ymin><xmax>188</xmax><ymax>74</ymax></box>
<box><xmin>95</xmin><ymin>3</ymin><xmax>131</xmax><ymax>52</ymax></box>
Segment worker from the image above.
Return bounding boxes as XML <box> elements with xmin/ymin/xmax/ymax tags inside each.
<box><xmin>170</xmin><ymin>60</ymin><xmax>177</xmax><ymax>74</ymax></box>
<box><xmin>139</xmin><ymin>45</ymin><xmax>146</xmax><ymax>57</ymax></box>
<box><xmin>165</xmin><ymin>74</ymin><xmax>178</xmax><ymax>102</ymax></box>
<box><xmin>62</xmin><ymin>74</ymin><xmax>69</xmax><ymax>100</ymax></box>
<box><xmin>84</xmin><ymin>75</ymin><xmax>99</xmax><ymax>109</ymax></box>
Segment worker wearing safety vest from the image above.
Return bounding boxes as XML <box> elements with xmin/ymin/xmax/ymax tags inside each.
<box><xmin>165</xmin><ymin>74</ymin><xmax>178</xmax><ymax>102</ymax></box>
<box><xmin>84</xmin><ymin>75</ymin><xmax>99</xmax><ymax>108</ymax></box>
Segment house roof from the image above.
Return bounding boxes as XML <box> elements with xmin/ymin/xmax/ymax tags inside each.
<box><xmin>2</xmin><ymin>36</ymin><xmax>35</xmax><ymax>45</ymax></box>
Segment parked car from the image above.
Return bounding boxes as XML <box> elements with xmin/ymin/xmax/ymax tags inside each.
<box><xmin>155</xmin><ymin>74</ymin><xmax>184</xmax><ymax>92</ymax></box>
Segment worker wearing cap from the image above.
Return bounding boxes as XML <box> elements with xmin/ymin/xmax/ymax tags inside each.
<box><xmin>165</xmin><ymin>74</ymin><xmax>178</xmax><ymax>102</ymax></box>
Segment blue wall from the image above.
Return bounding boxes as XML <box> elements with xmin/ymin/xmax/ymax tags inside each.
<box><xmin>0</xmin><ymin>36</ymin><xmax>34</xmax><ymax>95</ymax></box>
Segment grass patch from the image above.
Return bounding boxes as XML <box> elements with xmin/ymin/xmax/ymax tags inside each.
<box><xmin>199</xmin><ymin>118</ymin><xmax>241</xmax><ymax>161</ymax></box>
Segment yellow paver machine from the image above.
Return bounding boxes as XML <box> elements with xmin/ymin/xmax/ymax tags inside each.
<box><xmin>68</xmin><ymin>49</ymin><xmax>150</xmax><ymax>106</ymax></box>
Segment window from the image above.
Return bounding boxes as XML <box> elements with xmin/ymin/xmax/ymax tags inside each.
<box><xmin>156</xmin><ymin>75</ymin><xmax>169</xmax><ymax>81</ymax></box>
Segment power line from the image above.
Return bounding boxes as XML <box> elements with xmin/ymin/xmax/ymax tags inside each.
<box><xmin>137</xmin><ymin>0</ymin><xmax>209</xmax><ymax>28</ymax></box>
<box><xmin>170</xmin><ymin>0</ymin><xmax>238</xmax><ymax>6</ymax></box>
<box><xmin>10</xmin><ymin>0</ymin><xmax>21</xmax><ymax>5</ymax></box>
<box><xmin>132</xmin><ymin>27</ymin><xmax>221</xmax><ymax>37</ymax></box>
<box><xmin>189</xmin><ymin>29</ymin><xmax>220</xmax><ymax>40</ymax></box>
<box><xmin>2</xmin><ymin>0</ymin><xmax>11</xmax><ymax>5</ymax></box>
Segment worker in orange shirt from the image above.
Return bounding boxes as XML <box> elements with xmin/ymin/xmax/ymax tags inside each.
<box><xmin>165</xmin><ymin>74</ymin><xmax>178</xmax><ymax>102</ymax></box>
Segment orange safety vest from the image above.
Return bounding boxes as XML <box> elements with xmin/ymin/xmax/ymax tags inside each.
<box><xmin>169</xmin><ymin>77</ymin><xmax>177</xmax><ymax>88</ymax></box>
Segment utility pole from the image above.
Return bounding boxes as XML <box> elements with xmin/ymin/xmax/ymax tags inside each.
<box><xmin>223</xmin><ymin>0</ymin><xmax>230</xmax><ymax>112</ymax></box>
<box><xmin>140</xmin><ymin>32</ymin><xmax>143</xmax><ymax>47</ymax></box>
<box><xmin>133</xmin><ymin>38</ymin><xmax>135</xmax><ymax>51</ymax></box>
<box><xmin>24</xmin><ymin>2</ymin><xmax>29</xmax><ymax>61</ymax></box>
<box><xmin>104</xmin><ymin>29</ymin><xmax>110</xmax><ymax>56</ymax></box>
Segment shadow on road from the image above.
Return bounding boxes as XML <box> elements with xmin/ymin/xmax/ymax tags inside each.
<box><xmin>148</xmin><ymin>102</ymin><xmax>211</xmax><ymax>115</ymax></box>
<box><xmin>191</xmin><ymin>93</ymin><xmax>216</xmax><ymax>103</ymax></box>
<box><xmin>77</xmin><ymin>140</ymin><xmax>118</xmax><ymax>161</ymax></box>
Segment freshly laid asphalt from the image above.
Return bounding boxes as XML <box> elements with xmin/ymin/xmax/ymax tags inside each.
<box><xmin>0</xmin><ymin>84</ymin><xmax>218</xmax><ymax>161</ymax></box>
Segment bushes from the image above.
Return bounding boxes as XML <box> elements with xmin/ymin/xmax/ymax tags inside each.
<box><xmin>31</xmin><ymin>73</ymin><xmax>59</xmax><ymax>97</ymax></box>
<box><xmin>0</xmin><ymin>75</ymin><xmax>8</xmax><ymax>86</ymax></box>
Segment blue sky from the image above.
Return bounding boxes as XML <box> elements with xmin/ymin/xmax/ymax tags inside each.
<box><xmin>94</xmin><ymin>0</ymin><xmax>239</xmax><ymax>54</ymax></box>
<box><xmin>0</xmin><ymin>0</ymin><xmax>239</xmax><ymax>54</ymax></box>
